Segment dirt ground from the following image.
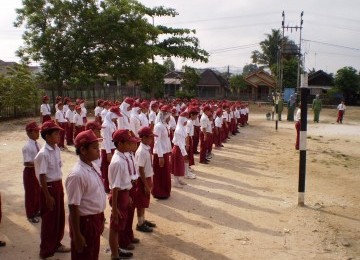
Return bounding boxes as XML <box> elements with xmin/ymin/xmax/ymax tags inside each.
<box><xmin>0</xmin><ymin>105</ymin><xmax>359</xmax><ymax>260</ymax></box>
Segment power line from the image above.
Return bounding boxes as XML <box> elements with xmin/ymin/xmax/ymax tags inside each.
<box><xmin>303</xmin><ymin>39</ymin><xmax>360</xmax><ymax>52</ymax></box>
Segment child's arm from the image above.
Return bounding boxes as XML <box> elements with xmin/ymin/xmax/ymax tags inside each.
<box><xmin>139</xmin><ymin>166</ymin><xmax>150</xmax><ymax>195</ymax></box>
<box><xmin>111</xmin><ymin>188</ymin><xmax>122</xmax><ymax>223</ymax></box>
<box><xmin>68</xmin><ymin>204</ymin><xmax>87</xmax><ymax>253</ymax></box>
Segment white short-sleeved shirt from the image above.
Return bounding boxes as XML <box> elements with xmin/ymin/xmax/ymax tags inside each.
<box><xmin>118</xmin><ymin>113</ymin><xmax>131</xmax><ymax>130</ymax></box>
<box><xmin>153</xmin><ymin>123</ymin><xmax>171</xmax><ymax>157</ymax></box>
<box><xmin>101</xmin><ymin>121</ymin><xmax>116</xmax><ymax>153</ymax></box>
<box><xmin>40</xmin><ymin>103</ymin><xmax>51</xmax><ymax>116</ymax></box>
<box><xmin>100</xmin><ymin>109</ymin><xmax>108</xmax><ymax>121</ymax></box>
<box><xmin>135</xmin><ymin>143</ymin><xmax>153</xmax><ymax>178</ymax></box>
<box><xmin>22</xmin><ymin>139</ymin><xmax>41</xmax><ymax>163</ymax></box>
<box><xmin>74</xmin><ymin>113</ymin><xmax>84</xmax><ymax>126</ymax></box>
<box><xmin>186</xmin><ymin>119</ymin><xmax>194</xmax><ymax>136</ymax></box>
<box><xmin>108</xmin><ymin>150</ymin><xmax>133</xmax><ymax>191</ymax></box>
<box><xmin>94</xmin><ymin>106</ymin><xmax>103</xmax><ymax>117</ymax></box>
<box><xmin>65</xmin><ymin>160</ymin><xmax>106</xmax><ymax>216</ymax></box>
<box><xmin>215</xmin><ymin>116</ymin><xmax>222</xmax><ymax>128</ymax></box>
<box><xmin>55</xmin><ymin>110</ymin><xmax>67</xmax><ymax>123</ymax></box>
<box><xmin>66</xmin><ymin>109</ymin><xmax>75</xmax><ymax>123</ymax></box>
<box><xmin>34</xmin><ymin>143</ymin><xmax>63</xmax><ymax>183</ymax></box>
<box><xmin>148</xmin><ymin>111</ymin><xmax>157</xmax><ymax>125</ymax></box>
<box><xmin>200</xmin><ymin>113</ymin><xmax>210</xmax><ymax>131</ymax></box>
<box><xmin>337</xmin><ymin>104</ymin><xmax>346</xmax><ymax>111</ymax></box>
<box><xmin>139</xmin><ymin>113</ymin><xmax>149</xmax><ymax>127</ymax></box>
<box><xmin>130</xmin><ymin>115</ymin><xmax>141</xmax><ymax>137</ymax></box>
<box><xmin>63</xmin><ymin>104</ymin><xmax>69</xmax><ymax>114</ymax></box>
<box><xmin>168</xmin><ymin>116</ymin><xmax>176</xmax><ymax>131</ymax></box>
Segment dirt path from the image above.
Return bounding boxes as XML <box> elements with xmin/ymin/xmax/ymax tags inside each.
<box><xmin>0</xmin><ymin>106</ymin><xmax>359</xmax><ymax>260</ymax></box>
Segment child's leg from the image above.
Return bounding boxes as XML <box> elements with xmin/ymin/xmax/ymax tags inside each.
<box><xmin>109</xmin><ymin>229</ymin><xmax>119</xmax><ymax>258</ymax></box>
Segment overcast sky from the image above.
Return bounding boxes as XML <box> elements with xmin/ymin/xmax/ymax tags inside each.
<box><xmin>1</xmin><ymin>0</ymin><xmax>360</xmax><ymax>74</ymax></box>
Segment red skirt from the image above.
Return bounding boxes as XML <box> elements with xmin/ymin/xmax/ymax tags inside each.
<box><xmin>109</xmin><ymin>190</ymin><xmax>129</xmax><ymax>232</ymax></box>
<box><xmin>58</xmin><ymin>122</ymin><xmax>67</xmax><ymax>148</ymax></box>
<box><xmin>171</xmin><ymin>145</ymin><xmax>185</xmax><ymax>177</ymax></box>
<box><xmin>66</xmin><ymin>123</ymin><xmax>74</xmax><ymax>145</ymax></box>
<box><xmin>187</xmin><ymin>137</ymin><xmax>195</xmax><ymax>166</ymax></box>
<box><xmin>70</xmin><ymin>213</ymin><xmax>105</xmax><ymax>260</ymax></box>
<box><xmin>136</xmin><ymin>177</ymin><xmax>152</xmax><ymax>208</ymax></box>
<box><xmin>152</xmin><ymin>153</ymin><xmax>171</xmax><ymax>199</ymax></box>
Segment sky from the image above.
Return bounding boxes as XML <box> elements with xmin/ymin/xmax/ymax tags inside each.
<box><xmin>1</xmin><ymin>0</ymin><xmax>360</xmax><ymax>74</ymax></box>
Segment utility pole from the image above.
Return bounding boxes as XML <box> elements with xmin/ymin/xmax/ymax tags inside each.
<box><xmin>281</xmin><ymin>11</ymin><xmax>304</xmax><ymax>95</ymax></box>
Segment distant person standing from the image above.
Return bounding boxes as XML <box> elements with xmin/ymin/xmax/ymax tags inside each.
<box><xmin>278</xmin><ymin>97</ymin><xmax>284</xmax><ymax>121</ymax></box>
<box><xmin>312</xmin><ymin>94</ymin><xmax>322</xmax><ymax>123</ymax></box>
<box><xmin>336</xmin><ymin>100</ymin><xmax>346</xmax><ymax>124</ymax></box>
<box><xmin>287</xmin><ymin>94</ymin><xmax>296</xmax><ymax>121</ymax></box>
<box><xmin>40</xmin><ymin>95</ymin><xmax>52</xmax><ymax>123</ymax></box>
<box><xmin>295</xmin><ymin>102</ymin><xmax>301</xmax><ymax>150</ymax></box>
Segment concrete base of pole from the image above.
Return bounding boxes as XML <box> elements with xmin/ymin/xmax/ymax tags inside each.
<box><xmin>298</xmin><ymin>192</ymin><xmax>305</xmax><ymax>206</ymax></box>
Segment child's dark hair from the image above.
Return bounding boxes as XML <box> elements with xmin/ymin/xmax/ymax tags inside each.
<box><xmin>113</xmin><ymin>141</ymin><xmax>126</xmax><ymax>148</ymax></box>
<box><xmin>189</xmin><ymin>112</ymin><xmax>198</xmax><ymax>117</ymax></box>
<box><xmin>76</xmin><ymin>143</ymin><xmax>92</xmax><ymax>155</ymax></box>
<box><xmin>41</xmin><ymin>129</ymin><xmax>59</xmax><ymax>140</ymax></box>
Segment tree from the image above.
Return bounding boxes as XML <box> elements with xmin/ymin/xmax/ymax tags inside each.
<box><xmin>229</xmin><ymin>74</ymin><xmax>247</xmax><ymax>98</ymax></box>
<box><xmin>15</xmin><ymin>0</ymin><xmax>209</xmax><ymax>98</ymax></box>
<box><xmin>163</xmin><ymin>57</ymin><xmax>175</xmax><ymax>72</ymax></box>
<box><xmin>180</xmin><ymin>66</ymin><xmax>199</xmax><ymax>96</ymax></box>
<box><xmin>0</xmin><ymin>64</ymin><xmax>40</xmax><ymax>116</ymax></box>
<box><xmin>242</xmin><ymin>64</ymin><xmax>258</xmax><ymax>76</ymax></box>
<box><xmin>334</xmin><ymin>66</ymin><xmax>360</xmax><ymax>104</ymax></box>
<box><xmin>138</xmin><ymin>62</ymin><xmax>166</xmax><ymax>98</ymax></box>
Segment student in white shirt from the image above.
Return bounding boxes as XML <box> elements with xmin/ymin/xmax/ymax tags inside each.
<box><xmin>94</xmin><ymin>99</ymin><xmax>104</xmax><ymax>124</ymax></box>
<box><xmin>101</xmin><ymin>100</ymin><xmax>111</xmax><ymax>122</ymax></box>
<box><xmin>118</xmin><ymin>97</ymin><xmax>134</xmax><ymax>131</ymax></box>
<box><xmin>130</xmin><ymin>103</ymin><xmax>142</xmax><ymax>137</ymax></box>
<box><xmin>139</xmin><ymin>102</ymin><xmax>149</xmax><ymax>127</ymax></box>
<box><xmin>135</xmin><ymin>127</ymin><xmax>157</xmax><ymax>232</ymax></box>
<box><xmin>101</xmin><ymin>106</ymin><xmax>122</xmax><ymax>194</ymax></box>
<box><xmin>108</xmin><ymin>129</ymin><xmax>139</xmax><ymax>260</ymax></box>
<box><xmin>40</xmin><ymin>95</ymin><xmax>52</xmax><ymax>123</ymax></box>
<box><xmin>55</xmin><ymin>102</ymin><xmax>68</xmax><ymax>149</ymax></box>
<box><xmin>199</xmin><ymin>106</ymin><xmax>212</xmax><ymax>164</ymax></box>
<box><xmin>172</xmin><ymin>112</ymin><xmax>189</xmax><ymax>187</ymax></box>
<box><xmin>337</xmin><ymin>100</ymin><xmax>346</xmax><ymax>123</ymax></box>
<box><xmin>152</xmin><ymin>105</ymin><xmax>172</xmax><ymax>199</ymax></box>
<box><xmin>74</xmin><ymin>105</ymin><xmax>85</xmax><ymax>139</ymax></box>
<box><xmin>65</xmin><ymin>103</ymin><xmax>75</xmax><ymax>145</ymax></box>
<box><xmin>148</xmin><ymin>102</ymin><xmax>159</xmax><ymax>130</ymax></box>
<box><xmin>66</xmin><ymin>130</ymin><xmax>106</xmax><ymax>260</ymax></box>
<box><xmin>22</xmin><ymin>122</ymin><xmax>41</xmax><ymax>223</ymax></box>
<box><xmin>34</xmin><ymin>121</ymin><xmax>70</xmax><ymax>258</ymax></box>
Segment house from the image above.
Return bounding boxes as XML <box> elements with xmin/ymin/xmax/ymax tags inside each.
<box><xmin>307</xmin><ymin>70</ymin><xmax>334</xmax><ymax>96</ymax></box>
<box><xmin>243</xmin><ymin>70</ymin><xmax>276</xmax><ymax>101</ymax></box>
<box><xmin>196</xmin><ymin>69</ymin><xmax>230</xmax><ymax>99</ymax></box>
<box><xmin>0</xmin><ymin>59</ymin><xmax>41</xmax><ymax>75</ymax></box>
<box><xmin>164</xmin><ymin>70</ymin><xmax>184</xmax><ymax>97</ymax></box>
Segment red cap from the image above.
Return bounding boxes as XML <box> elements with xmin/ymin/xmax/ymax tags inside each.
<box><xmin>42</xmin><ymin>95</ymin><xmax>49</xmax><ymax>101</ymax></box>
<box><xmin>216</xmin><ymin>108</ymin><xmax>222</xmax><ymax>116</ymax></box>
<box><xmin>112</xmin><ymin>129</ymin><xmax>141</xmax><ymax>143</ymax></box>
<box><xmin>68</xmin><ymin>102</ymin><xmax>75</xmax><ymax>107</ymax></box>
<box><xmin>57</xmin><ymin>102</ymin><xmax>63</xmax><ymax>106</ymax></box>
<box><xmin>160</xmin><ymin>105</ymin><xmax>172</xmax><ymax>113</ymax></box>
<box><xmin>109</xmin><ymin>106</ymin><xmax>122</xmax><ymax>117</ymax></box>
<box><xmin>124</xmin><ymin>97</ymin><xmax>135</xmax><ymax>106</ymax></box>
<box><xmin>74</xmin><ymin>129</ymin><xmax>103</xmax><ymax>148</ymax></box>
<box><xmin>103</xmin><ymin>100</ymin><xmax>111</xmax><ymax>107</ymax></box>
<box><xmin>25</xmin><ymin>121</ymin><xmax>40</xmax><ymax>131</ymax></box>
<box><xmin>41</xmin><ymin>120</ymin><xmax>63</xmax><ymax>133</ymax></box>
<box><xmin>180</xmin><ymin>111</ymin><xmax>189</xmax><ymax>118</ymax></box>
<box><xmin>56</xmin><ymin>96</ymin><xmax>62</xmax><ymax>101</ymax></box>
<box><xmin>97</xmin><ymin>99</ymin><xmax>104</xmax><ymax>106</ymax></box>
<box><xmin>203</xmin><ymin>105</ymin><xmax>211</xmax><ymax>112</ymax></box>
<box><xmin>150</xmin><ymin>102</ymin><xmax>159</xmax><ymax>109</ymax></box>
<box><xmin>138</xmin><ymin>126</ymin><xmax>158</xmax><ymax>137</ymax></box>
<box><xmin>85</xmin><ymin>121</ymin><xmax>102</xmax><ymax>131</ymax></box>
<box><xmin>171</xmin><ymin>108</ymin><xmax>177</xmax><ymax>114</ymax></box>
<box><xmin>75</xmin><ymin>105</ymin><xmax>81</xmax><ymax>110</ymax></box>
<box><xmin>188</xmin><ymin>107</ymin><xmax>199</xmax><ymax>114</ymax></box>
<box><xmin>140</xmin><ymin>101</ymin><xmax>148</xmax><ymax>109</ymax></box>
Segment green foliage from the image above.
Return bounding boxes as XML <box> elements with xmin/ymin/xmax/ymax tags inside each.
<box><xmin>334</xmin><ymin>66</ymin><xmax>360</xmax><ymax>104</ymax></box>
<box><xmin>163</xmin><ymin>57</ymin><xmax>175</xmax><ymax>72</ymax></box>
<box><xmin>138</xmin><ymin>62</ymin><xmax>166</xmax><ymax>97</ymax></box>
<box><xmin>15</xmin><ymin>0</ymin><xmax>209</xmax><ymax>97</ymax></box>
<box><xmin>242</xmin><ymin>64</ymin><xmax>258</xmax><ymax>76</ymax></box>
<box><xmin>229</xmin><ymin>74</ymin><xmax>247</xmax><ymax>94</ymax></box>
<box><xmin>175</xmin><ymin>90</ymin><xmax>196</xmax><ymax>99</ymax></box>
<box><xmin>0</xmin><ymin>64</ymin><xmax>40</xmax><ymax>109</ymax></box>
<box><xmin>181</xmin><ymin>66</ymin><xmax>199</xmax><ymax>95</ymax></box>
<box><xmin>323</xmin><ymin>87</ymin><xmax>342</xmax><ymax>105</ymax></box>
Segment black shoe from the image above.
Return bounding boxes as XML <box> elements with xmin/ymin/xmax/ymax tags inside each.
<box><xmin>131</xmin><ymin>238</ymin><xmax>140</xmax><ymax>244</ymax></box>
<box><xmin>136</xmin><ymin>223</ymin><xmax>153</xmax><ymax>233</ymax></box>
<box><xmin>28</xmin><ymin>217</ymin><xmax>39</xmax><ymax>223</ymax></box>
<box><xmin>117</xmin><ymin>249</ymin><xmax>133</xmax><ymax>259</ymax></box>
<box><xmin>200</xmin><ymin>161</ymin><xmax>209</xmax><ymax>164</ymax></box>
<box><xmin>0</xmin><ymin>241</ymin><xmax>6</xmax><ymax>247</ymax></box>
<box><xmin>144</xmin><ymin>220</ymin><xmax>156</xmax><ymax>228</ymax></box>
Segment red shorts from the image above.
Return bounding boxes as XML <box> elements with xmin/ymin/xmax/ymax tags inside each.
<box><xmin>135</xmin><ymin>177</ymin><xmax>153</xmax><ymax>209</ymax></box>
<box><xmin>109</xmin><ymin>190</ymin><xmax>129</xmax><ymax>232</ymax></box>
